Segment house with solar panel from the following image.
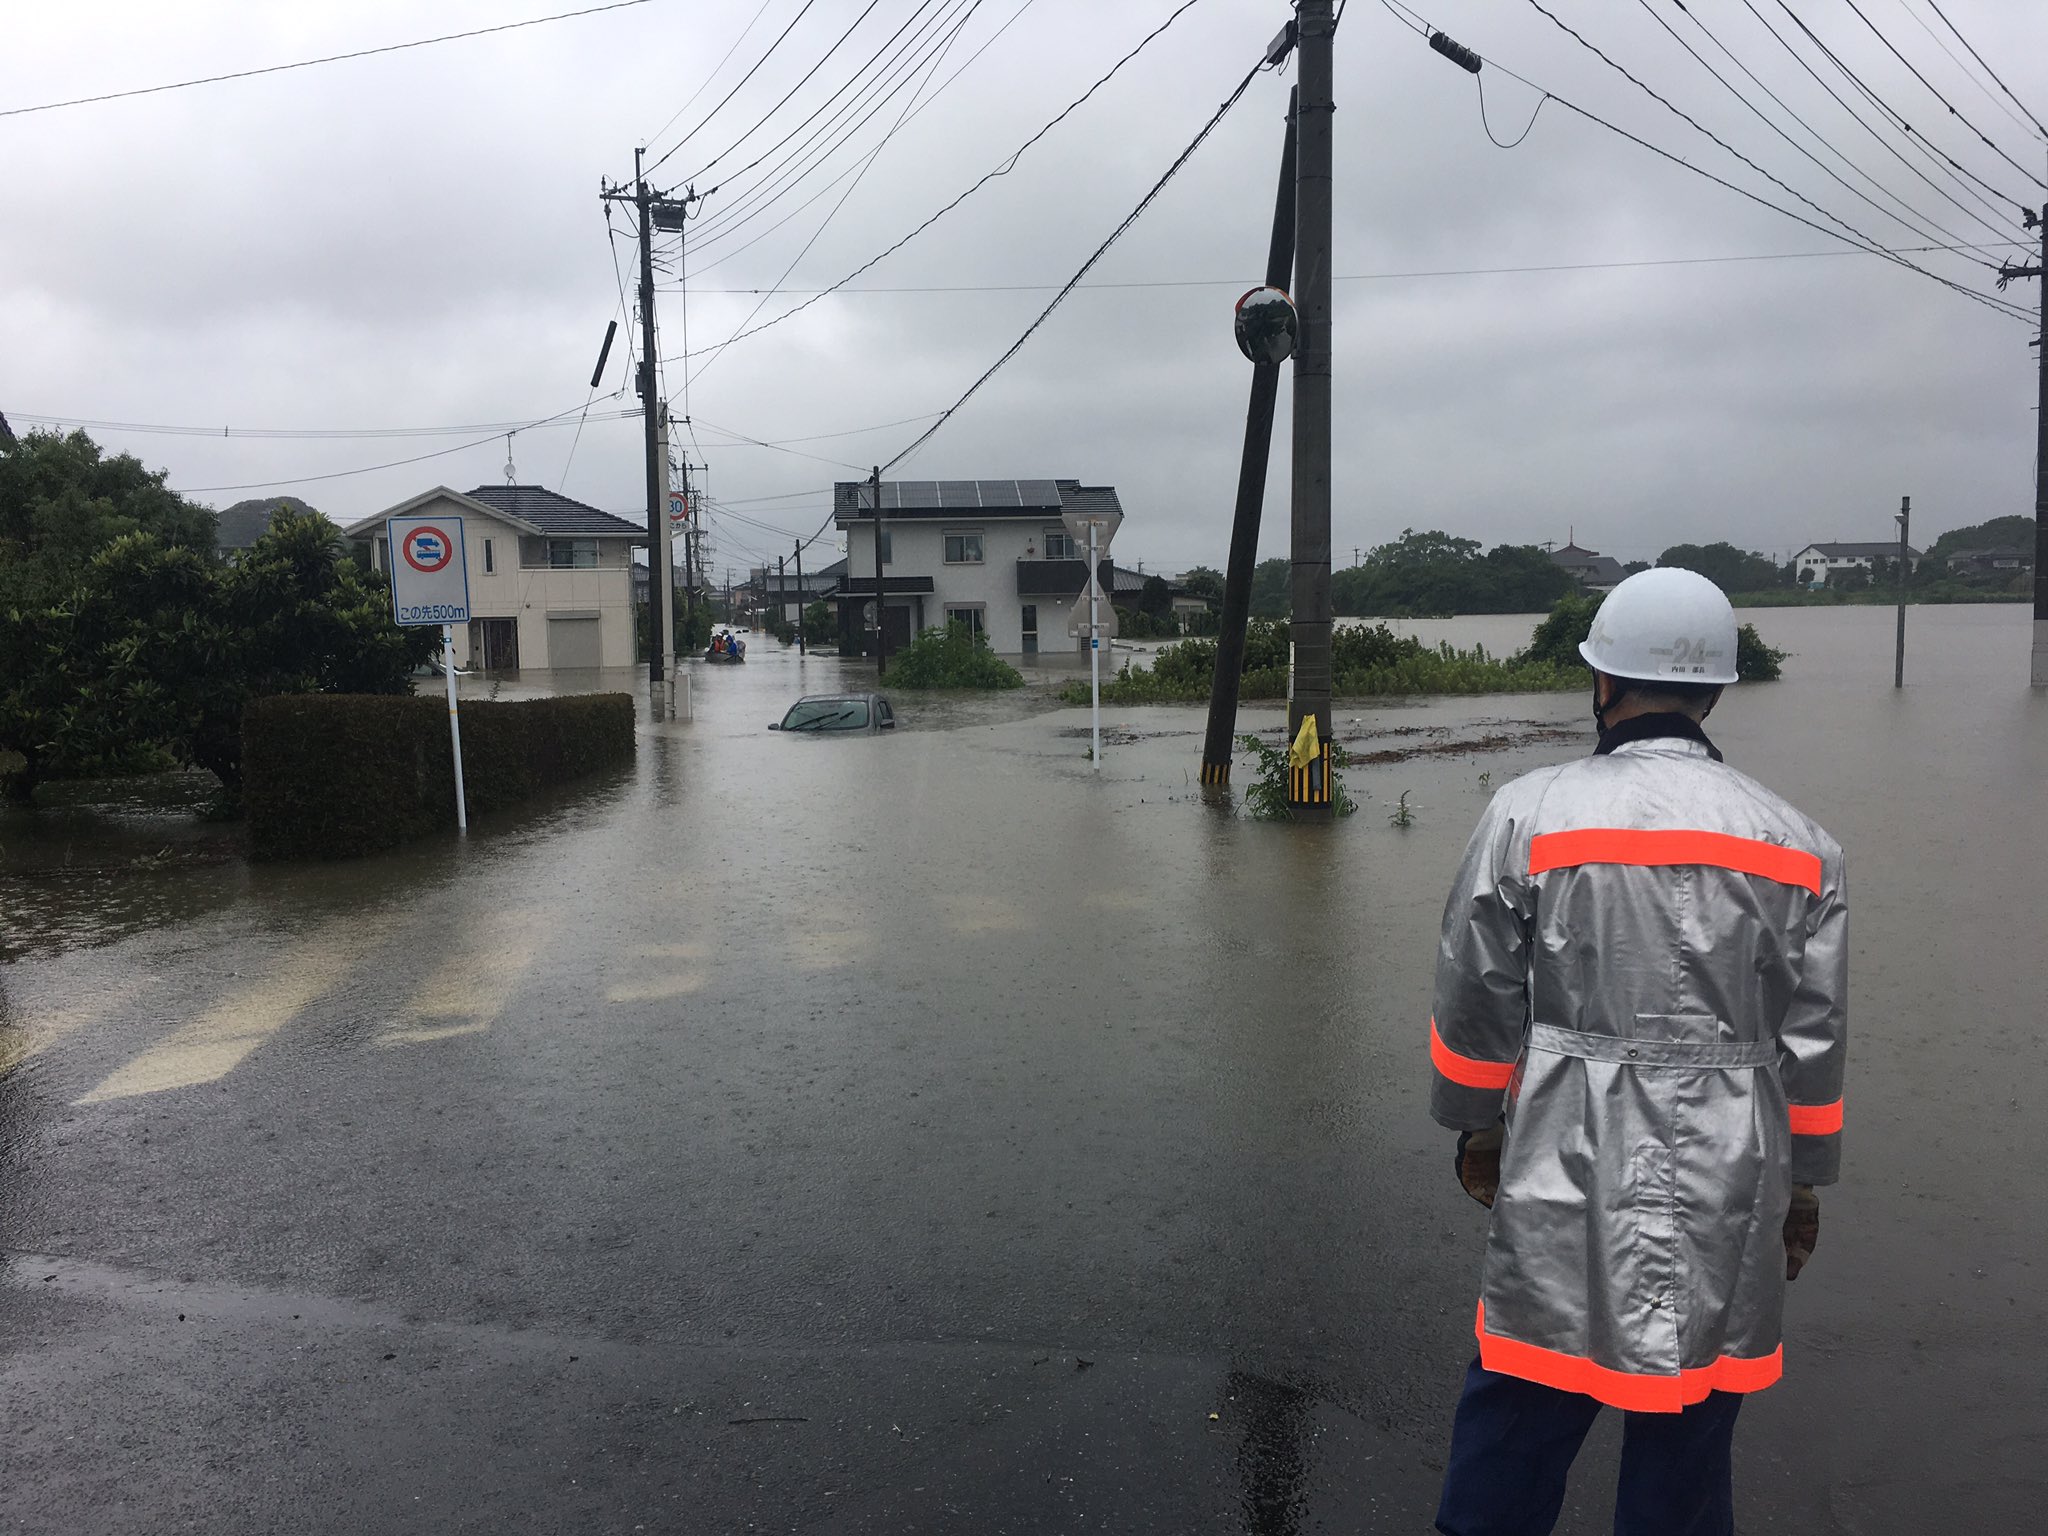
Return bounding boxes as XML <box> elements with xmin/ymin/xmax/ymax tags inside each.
<box><xmin>345</xmin><ymin>485</ymin><xmax>645</xmax><ymax>671</ymax></box>
<box><xmin>829</xmin><ymin>478</ymin><xmax>1131</xmax><ymax>658</ymax></box>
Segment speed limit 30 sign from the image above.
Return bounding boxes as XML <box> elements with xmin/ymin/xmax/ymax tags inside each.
<box><xmin>387</xmin><ymin>515</ymin><xmax>471</xmax><ymax>626</ymax></box>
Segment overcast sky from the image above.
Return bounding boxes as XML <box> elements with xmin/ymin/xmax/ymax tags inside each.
<box><xmin>6</xmin><ymin>0</ymin><xmax>2046</xmax><ymax>576</ymax></box>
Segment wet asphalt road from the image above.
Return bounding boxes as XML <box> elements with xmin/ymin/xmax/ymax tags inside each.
<box><xmin>2</xmin><ymin>609</ymin><xmax>2044</xmax><ymax>1533</ymax></box>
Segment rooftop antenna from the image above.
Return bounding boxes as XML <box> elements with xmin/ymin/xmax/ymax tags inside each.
<box><xmin>503</xmin><ymin>431</ymin><xmax>517</xmax><ymax>485</ymax></box>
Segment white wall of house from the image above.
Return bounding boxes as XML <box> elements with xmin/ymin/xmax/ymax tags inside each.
<box><xmin>855</xmin><ymin>517</ymin><xmax>1094</xmax><ymax>655</ymax></box>
<box><xmin>366</xmin><ymin>493</ymin><xmax>637</xmax><ymax>669</ymax></box>
<box><xmin>1793</xmin><ymin>545</ymin><xmax>1919</xmax><ymax>587</ymax></box>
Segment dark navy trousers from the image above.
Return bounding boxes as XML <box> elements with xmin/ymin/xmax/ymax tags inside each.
<box><xmin>1435</xmin><ymin>1358</ymin><xmax>1742</xmax><ymax>1536</ymax></box>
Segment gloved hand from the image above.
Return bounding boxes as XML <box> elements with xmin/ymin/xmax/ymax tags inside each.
<box><xmin>1784</xmin><ymin>1185</ymin><xmax>1820</xmax><ymax>1280</ymax></box>
<box><xmin>1454</xmin><ymin>1121</ymin><xmax>1505</xmax><ymax>1208</ymax></box>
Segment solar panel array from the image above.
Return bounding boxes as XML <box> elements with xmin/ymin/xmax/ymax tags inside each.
<box><xmin>837</xmin><ymin>479</ymin><xmax>1069</xmax><ymax>515</ymax></box>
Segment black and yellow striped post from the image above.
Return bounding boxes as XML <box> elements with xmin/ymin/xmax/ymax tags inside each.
<box><xmin>1288</xmin><ymin>743</ymin><xmax>1335</xmax><ymax>807</ymax></box>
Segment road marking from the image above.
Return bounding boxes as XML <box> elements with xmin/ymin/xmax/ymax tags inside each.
<box><xmin>77</xmin><ymin>919</ymin><xmax>388</xmax><ymax>1103</ymax></box>
<box><xmin>0</xmin><ymin>977</ymin><xmax>151</xmax><ymax>1075</ymax></box>
<box><xmin>376</xmin><ymin>907</ymin><xmax>548</xmax><ymax>1048</ymax></box>
<box><xmin>605</xmin><ymin>974</ymin><xmax>704</xmax><ymax>1004</ymax></box>
<box><xmin>940</xmin><ymin>893</ymin><xmax>1032</xmax><ymax>935</ymax></box>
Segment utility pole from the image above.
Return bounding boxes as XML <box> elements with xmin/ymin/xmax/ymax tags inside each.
<box><xmin>1894</xmin><ymin>495</ymin><xmax>1909</xmax><ymax>688</ymax></box>
<box><xmin>777</xmin><ymin>555</ymin><xmax>789</xmax><ymax>637</ymax></box>
<box><xmin>1200</xmin><ymin>86</ymin><xmax>1297</xmax><ymax>789</ymax></box>
<box><xmin>793</xmin><ymin>539</ymin><xmax>807</xmax><ymax>656</ymax></box>
<box><xmin>600</xmin><ymin>153</ymin><xmax>696</xmax><ymax>694</ymax></box>
<box><xmin>1288</xmin><ymin>0</ymin><xmax>1336</xmax><ymax>816</ymax></box>
<box><xmin>871</xmin><ymin>465</ymin><xmax>889</xmax><ymax>679</ymax></box>
<box><xmin>1995</xmin><ymin>197</ymin><xmax>2048</xmax><ymax>686</ymax></box>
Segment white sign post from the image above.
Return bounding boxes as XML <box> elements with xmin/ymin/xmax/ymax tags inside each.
<box><xmin>387</xmin><ymin>514</ymin><xmax>472</xmax><ymax>832</ymax></box>
<box><xmin>1062</xmin><ymin>504</ymin><xmax>1122</xmax><ymax>769</ymax></box>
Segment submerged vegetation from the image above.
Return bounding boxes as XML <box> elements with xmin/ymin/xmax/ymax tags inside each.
<box><xmin>884</xmin><ymin>623</ymin><xmax>1025</xmax><ymax>690</ymax></box>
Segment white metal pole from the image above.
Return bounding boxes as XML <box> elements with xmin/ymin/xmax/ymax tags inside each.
<box><xmin>655</xmin><ymin>403</ymin><xmax>676</xmax><ymax>719</ymax></box>
<box><xmin>1089</xmin><ymin>518</ymin><xmax>1101</xmax><ymax>768</ymax></box>
<box><xmin>443</xmin><ymin>623</ymin><xmax>468</xmax><ymax>832</ymax></box>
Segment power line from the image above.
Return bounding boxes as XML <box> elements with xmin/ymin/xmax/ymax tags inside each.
<box><xmin>1506</xmin><ymin>1</ymin><xmax>2033</xmax><ymax>321</ymax></box>
<box><xmin>883</xmin><ymin>52</ymin><xmax>1272</xmax><ymax>472</ymax></box>
<box><xmin>1766</xmin><ymin>1</ymin><xmax>2036</xmax><ymax>218</ymax></box>
<box><xmin>643</xmin><ymin>0</ymin><xmax>775</xmax><ymax>154</ymax></box>
<box><xmin>687</xmin><ymin>0</ymin><xmax>987</xmax><ymax>390</ymax></box>
<box><xmin>12</xmin><ymin>408</ymin><xmax>641</xmax><ymax>441</ymax></box>
<box><xmin>686</xmin><ymin>0</ymin><xmax>1036</xmax><ymax>270</ymax></box>
<box><xmin>682</xmin><ymin>0</ymin><xmax>971</xmax><ymax>258</ymax></box>
<box><xmin>171</xmin><ymin>399</ymin><xmax>631</xmax><ymax>496</ymax></box>
<box><xmin>1</xmin><ymin>0</ymin><xmax>653</xmax><ymax>119</ymax></box>
<box><xmin>1837</xmin><ymin>0</ymin><xmax>2046</xmax><ymax>187</ymax></box>
<box><xmin>1641</xmin><ymin>0</ymin><xmax>2011</xmax><ymax>265</ymax></box>
<box><xmin>1896</xmin><ymin>0</ymin><xmax>2046</xmax><ymax>144</ymax></box>
<box><xmin>662</xmin><ymin>0</ymin><xmax>1206</xmax><ymax>369</ymax></box>
<box><xmin>1730</xmin><ymin>0</ymin><xmax>2032</xmax><ymax>245</ymax></box>
<box><xmin>642</xmin><ymin>0</ymin><xmax>820</xmax><ymax>181</ymax></box>
<box><xmin>674</xmin><ymin>0</ymin><xmax>938</xmax><ymax>205</ymax></box>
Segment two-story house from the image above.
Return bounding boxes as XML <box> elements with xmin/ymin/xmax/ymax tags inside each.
<box><xmin>830</xmin><ymin>479</ymin><xmax>1128</xmax><ymax>657</ymax></box>
<box><xmin>346</xmin><ymin>485</ymin><xmax>645</xmax><ymax>671</ymax></box>
<box><xmin>1792</xmin><ymin>540</ymin><xmax>1921</xmax><ymax>586</ymax></box>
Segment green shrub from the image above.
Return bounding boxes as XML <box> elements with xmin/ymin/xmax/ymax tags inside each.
<box><xmin>244</xmin><ymin>692</ymin><xmax>635</xmax><ymax>859</ymax></box>
<box><xmin>1516</xmin><ymin>594</ymin><xmax>1786</xmax><ymax>682</ymax></box>
<box><xmin>884</xmin><ymin>624</ymin><xmax>1024</xmax><ymax>690</ymax></box>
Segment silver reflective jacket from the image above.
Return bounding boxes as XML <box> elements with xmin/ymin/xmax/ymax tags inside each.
<box><xmin>1429</xmin><ymin>734</ymin><xmax>1846</xmax><ymax>1413</ymax></box>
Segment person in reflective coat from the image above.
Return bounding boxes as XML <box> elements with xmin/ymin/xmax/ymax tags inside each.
<box><xmin>1429</xmin><ymin>569</ymin><xmax>1846</xmax><ymax>1536</ymax></box>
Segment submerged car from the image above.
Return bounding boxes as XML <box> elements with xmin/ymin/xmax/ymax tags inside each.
<box><xmin>769</xmin><ymin>693</ymin><xmax>896</xmax><ymax>733</ymax></box>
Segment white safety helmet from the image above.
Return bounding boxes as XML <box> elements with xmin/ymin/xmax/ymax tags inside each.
<box><xmin>1578</xmin><ymin>567</ymin><xmax>1740</xmax><ymax>686</ymax></box>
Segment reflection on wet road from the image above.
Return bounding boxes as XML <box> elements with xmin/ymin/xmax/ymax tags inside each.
<box><xmin>2</xmin><ymin>609</ymin><xmax>2045</xmax><ymax>1533</ymax></box>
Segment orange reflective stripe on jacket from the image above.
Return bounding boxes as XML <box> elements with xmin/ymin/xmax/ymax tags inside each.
<box><xmin>1476</xmin><ymin>1303</ymin><xmax>1783</xmax><ymax>1414</ymax></box>
<box><xmin>1528</xmin><ymin>827</ymin><xmax>1823</xmax><ymax>896</ymax></box>
<box><xmin>1430</xmin><ymin>1018</ymin><xmax>1516</xmax><ymax>1090</ymax></box>
<box><xmin>1788</xmin><ymin>1098</ymin><xmax>1844</xmax><ymax>1135</ymax></box>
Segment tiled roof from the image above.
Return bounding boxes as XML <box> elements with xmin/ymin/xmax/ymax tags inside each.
<box><xmin>465</xmin><ymin>485</ymin><xmax>646</xmax><ymax>537</ymax></box>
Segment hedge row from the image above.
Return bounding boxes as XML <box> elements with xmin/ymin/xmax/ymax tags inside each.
<box><xmin>244</xmin><ymin>692</ymin><xmax>636</xmax><ymax>859</ymax></box>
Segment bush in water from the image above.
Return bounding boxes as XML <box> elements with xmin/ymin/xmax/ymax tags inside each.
<box><xmin>883</xmin><ymin>623</ymin><xmax>1024</xmax><ymax>690</ymax></box>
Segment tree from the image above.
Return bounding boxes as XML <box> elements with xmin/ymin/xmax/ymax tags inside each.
<box><xmin>1137</xmin><ymin>574</ymin><xmax>1175</xmax><ymax>623</ymax></box>
<box><xmin>0</xmin><ymin>429</ymin><xmax>216</xmax><ymax>604</ymax></box>
<box><xmin>1248</xmin><ymin>557</ymin><xmax>1290</xmax><ymax>617</ymax></box>
<box><xmin>1655</xmin><ymin>542</ymin><xmax>1780</xmax><ymax>594</ymax></box>
<box><xmin>801</xmin><ymin>600</ymin><xmax>836</xmax><ymax>646</ymax></box>
<box><xmin>1922</xmin><ymin>513</ymin><xmax>2035</xmax><ymax>571</ymax></box>
<box><xmin>1179</xmin><ymin>565</ymin><xmax>1224</xmax><ymax>603</ymax></box>
<box><xmin>0</xmin><ymin>505</ymin><xmax>433</xmax><ymax>802</ymax></box>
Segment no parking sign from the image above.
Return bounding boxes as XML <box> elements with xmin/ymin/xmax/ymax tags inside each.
<box><xmin>387</xmin><ymin>515</ymin><xmax>471</xmax><ymax>626</ymax></box>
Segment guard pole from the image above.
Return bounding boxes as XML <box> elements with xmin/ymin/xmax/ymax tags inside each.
<box><xmin>793</xmin><ymin>539</ymin><xmax>807</xmax><ymax>655</ymax></box>
<box><xmin>1089</xmin><ymin>517</ymin><xmax>1102</xmax><ymax>768</ymax></box>
<box><xmin>1894</xmin><ymin>495</ymin><xmax>1909</xmax><ymax>688</ymax></box>
<box><xmin>443</xmin><ymin>623</ymin><xmax>468</xmax><ymax>832</ymax></box>
<box><xmin>1286</xmin><ymin>0</ymin><xmax>1335</xmax><ymax>817</ymax></box>
<box><xmin>2035</xmin><ymin>190</ymin><xmax>2048</xmax><ymax>686</ymax></box>
<box><xmin>656</xmin><ymin>401</ymin><xmax>676</xmax><ymax>717</ymax></box>
<box><xmin>871</xmin><ymin>465</ymin><xmax>889</xmax><ymax>679</ymax></box>
<box><xmin>1201</xmin><ymin>87</ymin><xmax>1297</xmax><ymax>789</ymax></box>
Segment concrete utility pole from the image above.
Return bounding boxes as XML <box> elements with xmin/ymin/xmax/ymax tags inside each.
<box><xmin>793</xmin><ymin>539</ymin><xmax>807</xmax><ymax>655</ymax></box>
<box><xmin>1288</xmin><ymin>0</ymin><xmax>1336</xmax><ymax>815</ymax></box>
<box><xmin>600</xmin><ymin>153</ymin><xmax>696</xmax><ymax>693</ymax></box>
<box><xmin>1995</xmin><ymin>197</ymin><xmax>2048</xmax><ymax>686</ymax></box>
<box><xmin>1895</xmin><ymin>495</ymin><xmax>1909</xmax><ymax>688</ymax></box>
<box><xmin>1200</xmin><ymin>86</ymin><xmax>1297</xmax><ymax>789</ymax></box>
<box><xmin>871</xmin><ymin>465</ymin><xmax>889</xmax><ymax>679</ymax></box>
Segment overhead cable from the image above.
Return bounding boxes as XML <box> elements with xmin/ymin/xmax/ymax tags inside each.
<box><xmin>1836</xmin><ymin>0</ymin><xmax>2046</xmax><ymax>186</ymax></box>
<box><xmin>641</xmin><ymin>0</ymin><xmax>819</xmax><ymax>181</ymax></box>
<box><xmin>1640</xmin><ymin>0</ymin><xmax>2010</xmax><ymax>265</ymax></box>
<box><xmin>686</xmin><ymin>1</ymin><xmax>982</xmax><ymax>392</ymax></box>
<box><xmin>664</xmin><ymin>0</ymin><xmax>1208</xmax><ymax>368</ymax></box>
<box><xmin>643</xmin><ymin>0</ymin><xmax>774</xmax><ymax>154</ymax></box>
<box><xmin>1898</xmin><ymin>0</ymin><xmax>2047</xmax><ymax>143</ymax></box>
<box><xmin>882</xmin><ymin>54</ymin><xmax>1271</xmax><ymax>472</ymax></box>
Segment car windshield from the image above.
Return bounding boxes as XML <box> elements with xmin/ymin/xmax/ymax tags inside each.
<box><xmin>781</xmin><ymin>699</ymin><xmax>869</xmax><ymax>731</ymax></box>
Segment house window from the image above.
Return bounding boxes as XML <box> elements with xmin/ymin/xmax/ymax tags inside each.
<box><xmin>548</xmin><ymin>538</ymin><xmax>598</xmax><ymax>569</ymax></box>
<box><xmin>483</xmin><ymin>537</ymin><xmax>495</xmax><ymax>574</ymax></box>
<box><xmin>944</xmin><ymin>605</ymin><xmax>986</xmax><ymax>639</ymax></box>
<box><xmin>943</xmin><ymin>531</ymin><xmax>984</xmax><ymax>565</ymax></box>
<box><xmin>1043</xmin><ymin>529</ymin><xmax>1076</xmax><ymax>560</ymax></box>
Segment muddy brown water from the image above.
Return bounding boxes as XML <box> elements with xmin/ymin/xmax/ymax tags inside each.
<box><xmin>0</xmin><ymin>604</ymin><xmax>2041</xmax><ymax>1532</ymax></box>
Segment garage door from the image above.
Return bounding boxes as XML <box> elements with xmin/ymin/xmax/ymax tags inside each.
<box><xmin>546</xmin><ymin>615</ymin><xmax>602</xmax><ymax>669</ymax></box>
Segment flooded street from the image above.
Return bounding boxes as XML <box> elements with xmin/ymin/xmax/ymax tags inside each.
<box><xmin>2</xmin><ymin>606</ymin><xmax>2043</xmax><ymax>1533</ymax></box>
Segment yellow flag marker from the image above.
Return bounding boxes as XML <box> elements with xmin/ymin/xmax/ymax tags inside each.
<box><xmin>1287</xmin><ymin>713</ymin><xmax>1320</xmax><ymax>770</ymax></box>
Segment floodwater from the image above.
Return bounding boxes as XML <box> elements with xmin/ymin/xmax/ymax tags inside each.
<box><xmin>0</xmin><ymin>605</ymin><xmax>2043</xmax><ymax>1533</ymax></box>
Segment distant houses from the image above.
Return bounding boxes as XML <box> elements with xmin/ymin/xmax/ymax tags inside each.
<box><xmin>1549</xmin><ymin>540</ymin><xmax>1626</xmax><ymax>591</ymax></box>
<box><xmin>1944</xmin><ymin>545</ymin><xmax>2031</xmax><ymax>578</ymax></box>
<box><xmin>1792</xmin><ymin>540</ymin><xmax>1920</xmax><ymax>586</ymax></box>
